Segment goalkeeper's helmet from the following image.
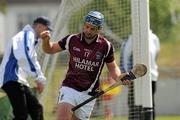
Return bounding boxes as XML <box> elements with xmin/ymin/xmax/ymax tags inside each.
<box><xmin>84</xmin><ymin>11</ymin><xmax>104</xmax><ymax>28</ymax></box>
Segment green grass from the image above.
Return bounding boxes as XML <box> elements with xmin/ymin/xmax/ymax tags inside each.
<box><xmin>0</xmin><ymin>96</ymin><xmax>13</xmax><ymax>120</ymax></box>
<box><xmin>158</xmin><ymin>41</ymin><xmax>180</xmax><ymax>68</ymax></box>
<box><xmin>156</xmin><ymin>116</ymin><xmax>180</xmax><ymax>120</ymax></box>
<box><xmin>90</xmin><ymin>116</ymin><xmax>180</xmax><ymax>120</ymax></box>
<box><xmin>157</xmin><ymin>41</ymin><xmax>180</xmax><ymax>79</ymax></box>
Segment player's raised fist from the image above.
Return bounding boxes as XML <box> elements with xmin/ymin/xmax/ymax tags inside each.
<box><xmin>40</xmin><ymin>30</ymin><xmax>51</xmax><ymax>41</ymax></box>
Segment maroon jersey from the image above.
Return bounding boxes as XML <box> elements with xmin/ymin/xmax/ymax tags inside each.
<box><xmin>58</xmin><ymin>33</ymin><xmax>114</xmax><ymax>94</ymax></box>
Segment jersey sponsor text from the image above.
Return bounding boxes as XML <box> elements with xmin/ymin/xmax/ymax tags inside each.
<box><xmin>73</xmin><ymin>57</ymin><xmax>99</xmax><ymax>71</ymax></box>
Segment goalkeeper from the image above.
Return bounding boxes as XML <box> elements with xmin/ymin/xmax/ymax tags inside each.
<box><xmin>0</xmin><ymin>16</ymin><xmax>52</xmax><ymax>120</ymax></box>
<box><xmin>40</xmin><ymin>11</ymin><xmax>132</xmax><ymax>120</ymax></box>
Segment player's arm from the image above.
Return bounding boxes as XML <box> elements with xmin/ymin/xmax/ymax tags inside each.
<box><xmin>40</xmin><ymin>30</ymin><xmax>63</xmax><ymax>54</ymax></box>
<box><xmin>105</xmin><ymin>46</ymin><xmax>130</xmax><ymax>85</ymax></box>
<box><xmin>106</xmin><ymin>61</ymin><xmax>121</xmax><ymax>81</ymax></box>
<box><xmin>106</xmin><ymin>61</ymin><xmax>131</xmax><ymax>85</ymax></box>
<box><xmin>104</xmin><ymin>43</ymin><xmax>126</xmax><ymax>81</ymax></box>
<box><xmin>106</xmin><ymin>61</ymin><xmax>128</xmax><ymax>81</ymax></box>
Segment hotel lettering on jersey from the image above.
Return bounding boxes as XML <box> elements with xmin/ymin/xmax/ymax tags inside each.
<box><xmin>73</xmin><ymin>57</ymin><xmax>99</xmax><ymax>71</ymax></box>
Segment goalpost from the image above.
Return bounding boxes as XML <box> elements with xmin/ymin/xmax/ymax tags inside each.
<box><xmin>37</xmin><ymin>0</ymin><xmax>152</xmax><ymax>119</ymax></box>
<box><xmin>131</xmin><ymin>0</ymin><xmax>152</xmax><ymax>119</ymax></box>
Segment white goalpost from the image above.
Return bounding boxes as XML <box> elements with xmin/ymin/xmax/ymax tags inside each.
<box><xmin>131</xmin><ymin>0</ymin><xmax>152</xmax><ymax>119</ymax></box>
<box><xmin>37</xmin><ymin>0</ymin><xmax>152</xmax><ymax>119</ymax></box>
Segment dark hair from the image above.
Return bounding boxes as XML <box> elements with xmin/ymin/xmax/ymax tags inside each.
<box><xmin>33</xmin><ymin>16</ymin><xmax>53</xmax><ymax>31</ymax></box>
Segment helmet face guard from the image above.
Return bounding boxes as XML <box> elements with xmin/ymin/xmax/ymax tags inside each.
<box><xmin>84</xmin><ymin>11</ymin><xmax>104</xmax><ymax>29</ymax></box>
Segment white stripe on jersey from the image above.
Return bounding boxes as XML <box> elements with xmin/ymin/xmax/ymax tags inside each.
<box><xmin>105</xmin><ymin>40</ymin><xmax>111</xmax><ymax>57</ymax></box>
<box><xmin>65</xmin><ymin>34</ymin><xmax>76</xmax><ymax>50</ymax></box>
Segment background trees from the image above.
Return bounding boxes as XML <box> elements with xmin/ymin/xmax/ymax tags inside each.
<box><xmin>150</xmin><ymin>0</ymin><xmax>180</xmax><ymax>42</ymax></box>
<box><xmin>0</xmin><ymin>0</ymin><xmax>6</xmax><ymax>13</ymax></box>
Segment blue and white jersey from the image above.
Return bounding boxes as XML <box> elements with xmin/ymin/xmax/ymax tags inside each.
<box><xmin>0</xmin><ymin>25</ymin><xmax>46</xmax><ymax>88</ymax></box>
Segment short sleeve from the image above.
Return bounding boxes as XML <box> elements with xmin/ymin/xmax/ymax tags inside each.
<box><xmin>58</xmin><ymin>35</ymin><xmax>70</xmax><ymax>50</ymax></box>
<box><xmin>104</xmin><ymin>44</ymin><xmax>115</xmax><ymax>63</ymax></box>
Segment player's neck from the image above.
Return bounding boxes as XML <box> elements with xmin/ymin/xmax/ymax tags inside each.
<box><xmin>84</xmin><ymin>35</ymin><xmax>98</xmax><ymax>44</ymax></box>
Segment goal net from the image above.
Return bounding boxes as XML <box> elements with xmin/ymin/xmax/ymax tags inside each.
<box><xmin>37</xmin><ymin>0</ymin><xmax>151</xmax><ymax>119</ymax></box>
